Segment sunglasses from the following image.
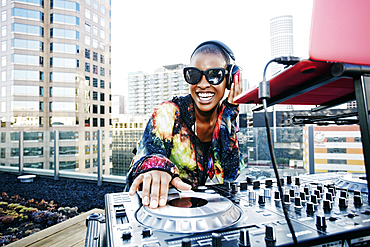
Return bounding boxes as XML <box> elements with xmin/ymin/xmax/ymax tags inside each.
<box><xmin>183</xmin><ymin>67</ymin><xmax>227</xmax><ymax>85</ymax></box>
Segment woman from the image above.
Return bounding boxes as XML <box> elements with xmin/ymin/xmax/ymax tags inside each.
<box><xmin>127</xmin><ymin>41</ymin><xmax>244</xmax><ymax>209</ymax></box>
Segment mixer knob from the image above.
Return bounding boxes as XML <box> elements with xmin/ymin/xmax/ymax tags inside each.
<box><xmin>284</xmin><ymin>194</ymin><xmax>290</xmax><ymax>204</ymax></box>
<box><xmin>306</xmin><ymin>202</ymin><xmax>315</xmax><ymax>214</ymax></box>
<box><xmin>182</xmin><ymin>238</ymin><xmax>191</xmax><ymax>247</ymax></box>
<box><xmin>224</xmin><ymin>181</ymin><xmax>231</xmax><ymax>191</ymax></box>
<box><xmin>340</xmin><ymin>190</ymin><xmax>348</xmax><ymax>198</ymax></box>
<box><xmin>299</xmin><ymin>192</ymin><xmax>306</xmax><ymax>202</ymax></box>
<box><xmin>287</xmin><ymin>176</ymin><xmax>292</xmax><ymax>184</ymax></box>
<box><xmin>265</xmin><ymin>179</ymin><xmax>273</xmax><ymax>188</ymax></box>
<box><xmin>232</xmin><ymin>183</ymin><xmax>238</xmax><ymax>193</ymax></box>
<box><xmin>311</xmin><ymin>194</ymin><xmax>318</xmax><ymax>205</ymax></box>
<box><xmin>122</xmin><ymin>231</ymin><xmax>132</xmax><ymax>240</ymax></box>
<box><xmin>264</xmin><ymin>189</ymin><xmax>271</xmax><ymax>198</ymax></box>
<box><xmin>304</xmin><ymin>187</ymin><xmax>310</xmax><ymax>196</ymax></box>
<box><xmin>246</xmin><ymin>176</ymin><xmax>253</xmax><ymax>185</ymax></box>
<box><xmin>212</xmin><ymin>232</ymin><xmax>222</xmax><ymax>247</ymax></box>
<box><xmin>274</xmin><ymin>191</ymin><xmax>281</xmax><ymax>200</ymax></box>
<box><xmin>196</xmin><ymin>186</ymin><xmax>208</xmax><ymax>192</ymax></box>
<box><xmin>253</xmin><ymin>181</ymin><xmax>260</xmax><ymax>189</ymax></box>
<box><xmin>317</xmin><ymin>185</ymin><xmax>323</xmax><ymax>194</ymax></box>
<box><xmin>142</xmin><ymin>228</ymin><xmax>152</xmax><ymax>238</ymax></box>
<box><xmin>258</xmin><ymin>195</ymin><xmax>266</xmax><ymax>205</ymax></box>
<box><xmin>239</xmin><ymin>229</ymin><xmax>251</xmax><ymax>247</ymax></box>
<box><xmin>326</xmin><ymin>192</ymin><xmax>333</xmax><ymax>202</ymax></box>
<box><xmin>339</xmin><ymin>197</ymin><xmax>348</xmax><ymax>209</ymax></box>
<box><xmin>323</xmin><ymin>200</ymin><xmax>332</xmax><ymax>211</ymax></box>
<box><xmin>354</xmin><ymin>195</ymin><xmax>362</xmax><ymax>206</ymax></box>
<box><xmin>265</xmin><ymin>224</ymin><xmax>276</xmax><ymax>243</ymax></box>
<box><xmin>289</xmin><ymin>189</ymin><xmax>295</xmax><ymax>198</ymax></box>
<box><xmin>295</xmin><ymin>177</ymin><xmax>301</xmax><ymax>186</ymax></box>
<box><xmin>316</xmin><ymin>215</ymin><xmax>326</xmax><ymax>229</ymax></box>
<box><xmin>294</xmin><ymin>197</ymin><xmax>302</xmax><ymax>209</ymax></box>
<box><xmin>240</xmin><ymin>182</ymin><xmax>248</xmax><ymax>191</ymax></box>
<box><xmin>354</xmin><ymin>190</ymin><xmax>361</xmax><ymax>196</ymax></box>
<box><xmin>314</xmin><ymin>190</ymin><xmax>321</xmax><ymax>199</ymax></box>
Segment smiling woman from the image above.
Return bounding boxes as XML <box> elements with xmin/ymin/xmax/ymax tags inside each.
<box><xmin>126</xmin><ymin>40</ymin><xmax>245</xmax><ymax>209</ymax></box>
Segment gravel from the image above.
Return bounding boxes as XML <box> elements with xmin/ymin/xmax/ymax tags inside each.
<box><xmin>0</xmin><ymin>172</ymin><xmax>126</xmax><ymax>212</ymax></box>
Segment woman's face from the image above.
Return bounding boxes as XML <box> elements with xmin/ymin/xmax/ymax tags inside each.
<box><xmin>189</xmin><ymin>52</ymin><xmax>227</xmax><ymax>114</ymax></box>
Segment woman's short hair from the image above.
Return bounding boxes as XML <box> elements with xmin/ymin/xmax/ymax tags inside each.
<box><xmin>191</xmin><ymin>43</ymin><xmax>230</xmax><ymax>65</ymax></box>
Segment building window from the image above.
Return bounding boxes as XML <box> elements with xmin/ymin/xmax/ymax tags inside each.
<box><xmin>85</xmin><ymin>48</ymin><xmax>90</xmax><ymax>58</ymax></box>
<box><xmin>85</xmin><ymin>22</ymin><xmax>91</xmax><ymax>32</ymax></box>
<box><xmin>93</xmin><ymin>26</ymin><xmax>98</xmax><ymax>36</ymax></box>
<box><xmin>93</xmin><ymin>52</ymin><xmax>98</xmax><ymax>61</ymax></box>
<box><xmin>85</xmin><ymin>8</ymin><xmax>91</xmax><ymax>19</ymax></box>
<box><xmin>93</xmin><ymin>91</ymin><xmax>97</xmax><ymax>100</ymax></box>
<box><xmin>100</xmin><ymin>17</ymin><xmax>105</xmax><ymax>27</ymax></box>
<box><xmin>85</xmin><ymin>159</ymin><xmax>90</xmax><ymax>168</ymax></box>
<box><xmin>100</xmin><ymin>5</ymin><xmax>105</xmax><ymax>15</ymax></box>
<box><xmin>85</xmin><ymin>76</ymin><xmax>90</xmax><ymax>86</ymax></box>
<box><xmin>1</xmin><ymin>25</ymin><xmax>6</xmax><ymax>36</ymax></box>
<box><xmin>93</xmin><ymin>65</ymin><xmax>98</xmax><ymax>74</ymax></box>
<box><xmin>93</xmin><ymin>104</ymin><xmax>97</xmax><ymax>113</ymax></box>
<box><xmin>92</xmin><ymin>39</ymin><xmax>98</xmax><ymax>48</ymax></box>
<box><xmin>1</xmin><ymin>10</ymin><xmax>6</xmax><ymax>22</ymax></box>
<box><xmin>100</xmin><ymin>80</ymin><xmax>104</xmax><ymax>88</ymax></box>
<box><xmin>100</xmin><ymin>105</ymin><xmax>104</xmax><ymax>114</ymax></box>
<box><xmin>100</xmin><ymin>118</ymin><xmax>105</xmax><ymax>127</ymax></box>
<box><xmin>1</xmin><ymin>40</ymin><xmax>6</xmax><ymax>52</ymax></box>
<box><xmin>85</xmin><ymin>35</ymin><xmax>91</xmax><ymax>46</ymax></box>
<box><xmin>100</xmin><ymin>67</ymin><xmax>105</xmax><ymax>76</ymax></box>
<box><xmin>100</xmin><ymin>54</ymin><xmax>105</xmax><ymax>64</ymax></box>
<box><xmin>93</xmin><ymin>0</ymin><xmax>98</xmax><ymax>10</ymax></box>
<box><xmin>93</xmin><ymin>13</ymin><xmax>98</xmax><ymax>23</ymax></box>
<box><xmin>93</xmin><ymin>118</ymin><xmax>98</xmax><ymax>127</ymax></box>
<box><xmin>85</xmin><ymin>62</ymin><xmax>90</xmax><ymax>72</ymax></box>
<box><xmin>85</xmin><ymin>0</ymin><xmax>91</xmax><ymax>6</ymax></box>
<box><xmin>93</xmin><ymin>78</ymin><xmax>98</xmax><ymax>87</ymax></box>
<box><xmin>100</xmin><ymin>92</ymin><xmax>104</xmax><ymax>101</ymax></box>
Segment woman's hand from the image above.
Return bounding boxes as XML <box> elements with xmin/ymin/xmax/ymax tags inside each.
<box><xmin>227</xmin><ymin>70</ymin><xmax>243</xmax><ymax>105</ymax></box>
<box><xmin>128</xmin><ymin>170</ymin><xmax>192</xmax><ymax>208</ymax></box>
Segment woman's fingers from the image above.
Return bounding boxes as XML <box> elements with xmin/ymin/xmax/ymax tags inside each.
<box><xmin>171</xmin><ymin>177</ymin><xmax>192</xmax><ymax>191</ymax></box>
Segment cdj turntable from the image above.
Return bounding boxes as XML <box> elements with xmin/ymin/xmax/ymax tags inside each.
<box><xmin>86</xmin><ymin>173</ymin><xmax>370</xmax><ymax>246</ymax></box>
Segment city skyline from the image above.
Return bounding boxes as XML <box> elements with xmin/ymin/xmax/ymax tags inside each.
<box><xmin>111</xmin><ymin>0</ymin><xmax>314</xmax><ymax>99</ymax></box>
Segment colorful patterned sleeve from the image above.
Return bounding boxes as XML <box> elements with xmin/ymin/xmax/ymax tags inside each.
<box><xmin>219</xmin><ymin>99</ymin><xmax>244</xmax><ymax>181</ymax></box>
<box><xmin>125</xmin><ymin>102</ymin><xmax>180</xmax><ymax>190</ymax></box>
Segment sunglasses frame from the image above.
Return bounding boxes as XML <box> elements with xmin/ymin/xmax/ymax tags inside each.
<box><xmin>183</xmin><ymin>67</ymin><xmax>228</xmax><ymax>85</ymax></box>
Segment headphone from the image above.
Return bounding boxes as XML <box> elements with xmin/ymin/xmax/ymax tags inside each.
<box><xmin>191</xmin><ymin>40</ymin><xmax>241</xmax><ymax>90</ymax></box>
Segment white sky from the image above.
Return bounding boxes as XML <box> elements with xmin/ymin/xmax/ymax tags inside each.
<box><xmin>111</xmin><ymin>0</ymin><xmax>314</xmax><ymax>98</ymax></box>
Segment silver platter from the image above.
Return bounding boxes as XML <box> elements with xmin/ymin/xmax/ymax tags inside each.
<box><xmin>136</xmin><ymin>190</ymin><xmax>243</xmax><ymax>233</ymax></box>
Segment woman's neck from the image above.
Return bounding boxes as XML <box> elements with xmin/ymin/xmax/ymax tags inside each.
<box><xmin>194</xmin><ymin>105</ymin><xmax>219</xmax><ymax>142</ymax></box>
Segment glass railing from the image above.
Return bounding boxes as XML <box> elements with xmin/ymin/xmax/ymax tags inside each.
<box><xmin>0</xmin><ymin>126</ymin><xmax>366</xmax><ymax>185</ymax></box>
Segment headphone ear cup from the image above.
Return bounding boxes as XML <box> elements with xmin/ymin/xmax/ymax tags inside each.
<box><xmin>226</xmin><ymin>65</ymin><xmax>232</xmax><ymax>90</ymax></box>
<box><xmin>227</xmin><ymin>65</ymin><xmax>241</xmax><ymax>90</ymax></box>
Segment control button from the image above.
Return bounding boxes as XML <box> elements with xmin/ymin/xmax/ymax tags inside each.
<box><xmin>239</xmin><ymin>229</ymin><xmax>251</xmax><ymax>247</ymax></box>
<box><xmin>240</xmin><ymin>182</ymin><xmax>248</xmax><ymax>191</ymax></box>
<box><xmin>295</xmin><ymin>177</ymin><xmax>300</xmax><ymax>186</ymax></box>
<box><xmin>339</xmin><ymin>197</ymin><xmax>348</xmax><ymax>209</ymax></box>
<box><xmin>258</xmin><ymin>195</ymin><xmax>266</xmax><ymax>205</ymax></box>
<box><xmin>265</xmin><ymin>224</ymin><xmax>276</xmax><ymax>243</ymax></box>
<box><xmin>306</xmin><ymin>202</ymin><xmax>315</xmax><ymax>214</ymax></box>
<box><xmin>294</xmin><ymin>197</ymin><xmax>302</xmax><ymax>209</ymax></box>
<box><xmin>196</xmin><ymin>186</ymin><xmax>208</xmax><ymax>192</ymax></box>
<box><xmin>224</xmin><ymin>181</ymin><xmax>231</xmax><ymax>191</ymax></box>
<box><xmin>317</xmin><ymin>185</ymin><xmax>323</xmax><ymax>194</ymax></box>
<box><xmin>246</xmin><ymin>177</ymin><xmax>253</xmax><ymax>185</ymax></box>
<box><xmin>314</xmin><ymin>190</ymin><xmax>321</xmax><ymax>199</ymax></box>
<box><xmin>340</xmin><ymin>190</ymin><xmax>348</xmax><ymax>198</ymax></box>
<box><xmin>323</xmin><ymin>200</ymin><xmax>332</xmax><ymax>211</ymax></box>
<box><xmin>122</xmin><ymin>231</ymin><xmax>132</xmax><ymax>240</ymax></box>
<box><xmin>289</xmin><ymin>189</ymin><xmax>295</xmax><ymax>198</ymax></box>
<box><xmin>253</xmin><ymin>181</ymin><xmax>260</xmax><ymax>189</ymax></box>
<box><xmin>265</xmin><ymin>179</ymin><xmax>273</xmax><ymax>188</ymax></box>
<box><xmin>354</xmin><ymin>190</ymin><xmax>361</xmax><ymax>196</ymax></box>
<box><xmin>274</xmin><ymin>191</ymin><xmax>281</xmax><ymax>200</ymax></box>
<box><xmin>304</xmin><ymin>187</ymin><xmax>310</xmax><ymax>196</ymax></box>
<box><xmin>279</xmin><ymin>178</ymin><xmax>284</xmax><ymax>186</ymax></box>
<box><xmin>325</xmin><ymin>192</ymin><xmax>333</xmax><ymax>202</ymax></box>
<box><xmin>316</xmin><ymin>215</ymin><xmax>326</xmax><ymax>229</ymax></box>
<box><xmin>287</xmin><ymin>176</ymin><xmax>292</xmax><ymax>184</ymax></box>
<box><xmin>284</xmin><ymin>194</ymin><xmax>291</xmax><ymax>204</ymax></box>
<box><xmin>328</xmin><ymin>187</ymin><xmax>336</xmax><ymax>196</ymax></box>
<box><xmin>182</xmin><ymin>238</ymin><xmax>191</xmax><ymax>247</ymax></box>
<box><xmin>354</xmin><ymin>195</ymin><xmax>362</xmax><ymax>206</ymax></box>
<box><xmin>212</xmin><ymin>232</ymin><xmax>222</xmax><ymax>247</ymax></box>
<box><xmin>142</xmin><ymin>228</ymin><xmax>152</xmax><ymax>238</ymax></box>
<box><xmin>299</xmin><ymin>192</ymin><xmax>306</xmax><ymax>202</ymax></box>
<box><xmin>311</xmin><ymin>194</ymin><xmax>318</xmax><ymax>205</ymax></box>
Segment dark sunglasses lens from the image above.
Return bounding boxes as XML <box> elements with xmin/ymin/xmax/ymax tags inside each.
<box><xmin>206</xmin><ymin>69</ymin><xmax>224</xmax><ymax>85</ymax></box>
<box><xmin>185</xmin><ymin>68</ymin><xmax>201</xmax><ymax>84</ymax></box>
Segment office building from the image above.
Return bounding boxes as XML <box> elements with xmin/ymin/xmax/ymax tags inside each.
<box><xmin>0</xmin><ymin>0</ymin><xmax>112</xmax><ymax>174</ymax></box>
<box><xmin>127</xmin><ymin>64</ymin><xmax>189</xmax><ymax>115</ymax></box>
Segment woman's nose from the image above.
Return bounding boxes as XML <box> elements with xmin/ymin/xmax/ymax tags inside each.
<box><xmin>197</xmin><ymin>75</ymin><xmax>210</xmax><ymax>88</ymax></box>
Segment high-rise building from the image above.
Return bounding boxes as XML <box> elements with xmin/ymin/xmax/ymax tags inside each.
<box><xmin>0</xmin><ymin>0</ymin><xmax>112</xmax><ymax>174</ymax></box>
<box><xmin>270</xmin><ymin>15</ymin><xmax>294</xmax><ymax>78</ymax></box>
<box><xmin>127</xmin><ymin>64</ymin><xmax>189</xmax><ymax>115</ymax></box>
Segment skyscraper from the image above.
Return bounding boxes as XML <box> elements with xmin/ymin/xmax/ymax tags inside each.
<box><xmin>127</xmin><ymin>64</ymin><xmax>189</xmax><ymax>115</ymax></box>
<box><xmin>0</xmin><ymin>0</ymin><xmax>112</xmax><ymax>174</ymax></box>
<box><xmin>270</xmin><ymin>15</ymin><xmax>294</xmax><ymax>77</ymax></box>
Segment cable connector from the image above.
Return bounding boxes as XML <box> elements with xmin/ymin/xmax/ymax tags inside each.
<box><xmin>273</xmin><ymin>56</ymin><xmax>300</xmax><ymax>66</ymax></box>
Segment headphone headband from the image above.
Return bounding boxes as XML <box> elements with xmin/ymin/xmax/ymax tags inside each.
<box><xmin>191</xmin><ymin>40</ymin><xmax>236</xmax><ymax>61</ymax></box>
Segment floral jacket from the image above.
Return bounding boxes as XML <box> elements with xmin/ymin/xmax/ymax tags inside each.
<box><xmin>125</xmin><ymin>94</ymin><xmax>244</xmax><ymax>190</ymax></box>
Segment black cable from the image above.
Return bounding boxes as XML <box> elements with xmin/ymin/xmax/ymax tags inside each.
<box><xmin>259</xmin><ymin>56</ymin><xmax>300</xmax><ymax>246</ymax></box>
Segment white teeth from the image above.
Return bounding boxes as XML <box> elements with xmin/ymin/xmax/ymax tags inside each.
<box><xmin>198</xmin><ymin>93</ymin><xmax>214</xmax><ymax>99</ymax></box>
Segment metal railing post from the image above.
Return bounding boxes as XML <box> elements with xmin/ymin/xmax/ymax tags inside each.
<box><xmin>54</xmin><ymin>130</ymin><xmax>59</xmax><ymax>180</ymax></box>
<box><xmin>97</xmin><ymin>129</ymin><xmax>102</xmax><ymax>186</ymax></box>
<box><xmin>18</xmin><ymin>131</ymin><xmax>24</xmax><ymax>175</ymax></box>
<box><xmin>308</xmin><ymin>125</ymin><xmax>315</xmax><ymax>174</ymax></box>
